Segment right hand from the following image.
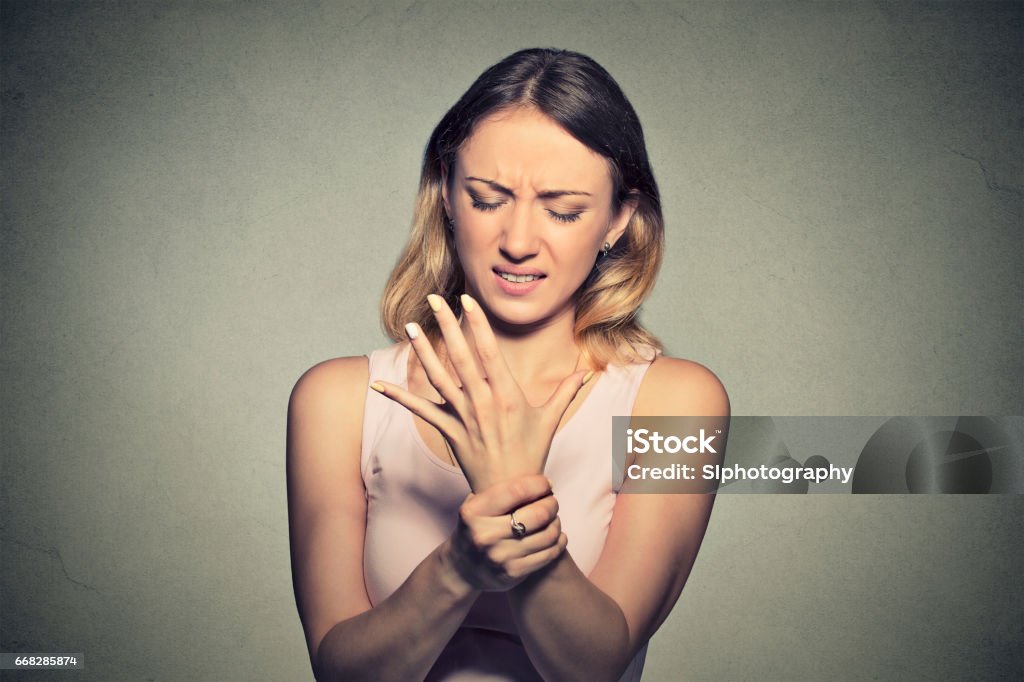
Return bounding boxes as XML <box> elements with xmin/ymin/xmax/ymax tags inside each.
<box><xmin>443</xmin><ymin>474</ymin><xmax>568</xmax><ymax>592</ymax></box>
<box><xmin>369</xmin><ymin>294</ymin><xmax>590</xmax><ymax>491</ymax></box>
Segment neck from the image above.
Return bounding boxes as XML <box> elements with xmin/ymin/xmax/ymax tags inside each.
<box><xmin>456</xmin><ymin>304</ymin><xmax>583</xmax><ymax>387</ymax></box>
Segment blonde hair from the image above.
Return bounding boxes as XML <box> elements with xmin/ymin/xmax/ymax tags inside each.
<box><xmin>380</xmin><ymin>49</ymin><xmax>664</xmax><ymax>370</ymax></box>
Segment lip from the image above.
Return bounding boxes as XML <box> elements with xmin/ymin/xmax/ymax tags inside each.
<box><xmin>493</xmin><ymin>265</ymin><xmax>546</xmax><ymax>276</ymax></box>
<box><xmin>493</xmin><ymin>270</ymin><xmax>544</xmax><ymax>296</ymax></box>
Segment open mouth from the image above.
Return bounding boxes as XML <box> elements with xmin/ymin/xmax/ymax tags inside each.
<box><xmin>492</xmin><ymin>267</ymin><xmax>546</xmax><ymax>294</ymax></box>
<box><xmin>496</xmin><ymin>272</ymin><xmax>544</xmax><ymax>283</ymax></box>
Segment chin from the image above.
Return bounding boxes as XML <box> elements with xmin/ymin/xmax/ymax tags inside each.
<box><xmin>481</xmin><ymin>297</ymin><xmax>569</xmax><ymax>330</ymax></box>
<box><xmin>482</xmin><ymin>300</ymin><xmax>541</xmax><ymax>325</ymax></box>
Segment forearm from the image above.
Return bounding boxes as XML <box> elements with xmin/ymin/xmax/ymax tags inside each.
<box><xmin>316</xmin><ymin>542</ymin><xmax>479</xmax><ymax>681</ymax></box>
<box><xmin>506</xmin><ymin>552</ymin><xmax>631</xmax><ymax>682</ymax></box>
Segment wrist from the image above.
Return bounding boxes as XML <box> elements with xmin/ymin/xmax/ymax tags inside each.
<box><xmin>472</xmin><ymin>466</ymin><xmax>548</xmax><ymax>492</ymax></box>
<box><xmin>436</xmin><ymin>539</ymin><xmax>481</xmax><ymax>602</ymax></box>
<box><xmin>510</xmin><ymin>546</ymin><xmax>569</xmax><ymax>597</ymax></box>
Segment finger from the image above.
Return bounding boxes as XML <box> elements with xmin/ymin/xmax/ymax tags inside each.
<box><xmin>404</xmin><ymin>322</ymin><xmax>465</xmax><ymax>411</ymax></box>
<box><xmin>369</xmin><ymin>380</ymin><xmax>460</xmax><ymax>436</ymax></box>
<box><xmin>509</xmin><ymin>494</ymin><xmax>559</xmax><ymax>536</ymax></box>
<box><xmin>459</xmin><ymin>294</ymin><xmax>520</xmax><ymax>400</ymax></box>
<box><xmin>502</xmin><ymin>532</ymin><xmax>568</xmax><ymax>580</ymax></box>
<box><xmin>486</xmin><ymin>518</ymin><xmax>562</xmax><ymax>564</ymax></box>
<box><xmin>462</xmin><ymin>474</ymin><xmax>552</xmax><ymax>517</ymax></box>
<box><xmin>427</xmin><ymin>294</ymin><xmax>490</xmax><ymax>405</ymax></box>
<box><xmin>540</xmin><ymin>369</ymin><xmax>593</xmax><ymax>431</ymax></box>
<box><xmin>464</xmin><ymin>494</ymin><xmax>559</xmax><ymax>546</ymax></box>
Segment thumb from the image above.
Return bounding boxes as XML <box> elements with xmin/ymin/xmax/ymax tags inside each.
<box><xmin>542</xmin><ymin>369</ymin><xmax>595</xmax><ymax>423</ymax></box>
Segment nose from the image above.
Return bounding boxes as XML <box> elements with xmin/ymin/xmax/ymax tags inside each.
<box><xmin>499</xmin><ymin>203</ymin><xmax>540</xmax><ymax>261</ymax></box>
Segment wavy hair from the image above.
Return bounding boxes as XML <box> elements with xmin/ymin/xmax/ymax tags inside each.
<box><xmin>380</xmin><ymin>48</ymin><xmax>664</xmax><ymax>369</ymax></box>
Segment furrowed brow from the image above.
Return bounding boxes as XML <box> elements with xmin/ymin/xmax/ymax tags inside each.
<box><xmin>465</xmin><ymin>176</ymin><xmax>592</xmax><ymax>199</ymax></box>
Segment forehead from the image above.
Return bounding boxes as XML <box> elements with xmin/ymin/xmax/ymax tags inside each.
<box><xmin>457</xmin><ymin>107</ymin><xmax>613</xmax><ymax>192</ymax></box>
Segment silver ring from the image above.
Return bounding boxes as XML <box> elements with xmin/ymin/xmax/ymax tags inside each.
<box><xmin>509</xmin><ymin>510</ymin><xmax>527</xmax><ymax>539</ymax></box>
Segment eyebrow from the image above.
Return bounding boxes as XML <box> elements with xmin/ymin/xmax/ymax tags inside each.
<box><xmin>465</xmin><ymin>176</ymin><xmax>592</xmax><ymax>199</ymax></box>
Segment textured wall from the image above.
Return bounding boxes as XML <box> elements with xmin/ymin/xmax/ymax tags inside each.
<box><xmin>2</xmin><ymin>1</ymin><xmax>1021</xmax><ymax>680</ymax></box>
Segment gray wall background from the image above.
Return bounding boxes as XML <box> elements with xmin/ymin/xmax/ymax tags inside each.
<box><xmin>2</xmin><ymin>1</ymin><xmax>1021</xmax><ymax>679</ymax></box>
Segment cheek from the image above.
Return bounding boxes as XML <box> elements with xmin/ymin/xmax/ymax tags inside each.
<box><xmin>452</xmin><ymin>223</ymin><xmax>495</xmax><ymax>274</ymax></box>
<box><xmin>552</xmin><ymin>225</ymin><xmax>607</xmax><ymax>263</ymax></box>
<box><xmin>548</xmin><ymin>236</ymin><xmax>603</xmax><ymax>283</ymax></box>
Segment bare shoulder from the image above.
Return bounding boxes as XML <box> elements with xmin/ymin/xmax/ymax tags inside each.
<box><xmin>633</xmin><ymin>355</ymin><xmax>730</xmax><ymax>417</ymax></box>
<box><xmin>289</xmin><ymin>356</ymin><xmax>370</xmax><ymax>412</ymax></box>
<box><xmin>287</xmin><ymin>355</ymin><xmax>370</xmax><ymax>519</ymax></box>
<box><xmin>287</xmin><ymin>355</ymin><xmax>370</xmax><ymax>475</ymax></box>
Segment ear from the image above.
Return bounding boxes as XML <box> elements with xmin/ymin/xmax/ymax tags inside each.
<box><xmin>605</xmin><ymin>192</ymin><xmax>639</xmax><ymax>248</ymax></box>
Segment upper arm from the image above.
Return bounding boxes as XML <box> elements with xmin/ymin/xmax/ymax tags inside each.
<box><xmin>588</xmin><ymin>356</ymin><xmax>730</xmax><ymax>655</ymax></box>
<box><xmin>286</xmin><ymin>355</ymin><xmax>371</xmax><ymax>666</ymax></box>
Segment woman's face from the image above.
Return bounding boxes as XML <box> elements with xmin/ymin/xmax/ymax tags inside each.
<box><xmin>442</xmin><ymin>106</ymin><xmax>634</xmax><ymax>332</ymax></box>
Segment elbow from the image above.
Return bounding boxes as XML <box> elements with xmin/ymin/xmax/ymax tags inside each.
<box><xmin>593</xmin><ymin>605</ymin><xmax>649</xmax><ymax>682</ymax></box>
<box><xmin>583</xmin><ymin>610</ymin><xmax>633</xmax><ymax>682</ymax></box>
<box><xmin>531</xmin><ymin>611</ymin><xmax>631</xmax><ymax>682</ymax></box>
<box><xmin>312</xmin><ymin>625</ymin><xmax>344</xmax><ymax>682</ymax></box>
<box><xmin>313</xmin><ymin>624</ymin><xmax>382</xmax><ymax>682</ymax></box>
<box><xmin>311</xmin><ymin>640</ymin><xmax>330</xmax><ymax>682</ymax></box>
<box><xmin>313</xmin><ymin>648</ymin><xmax>346</xmax><ymax>682</ymax></box>
<box><xmin>585</xmin><ymin>593</ymin><xmax>630</xmax><ymax>679</ymax></box>
<box><xmin>608</xmin><ymin>617</ymin><xmax>635</xmax><ymax>682</ymax></box>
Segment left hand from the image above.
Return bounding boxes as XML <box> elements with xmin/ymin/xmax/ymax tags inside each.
<box><xmin>444</xmin><ymin>475</ymin><xmax>567</xmax><ymax>592</ymax></box>
<box><xmin>370</xmin><ymin>293</ymin><xmax>591</xmax><ymax>491</ymax></box>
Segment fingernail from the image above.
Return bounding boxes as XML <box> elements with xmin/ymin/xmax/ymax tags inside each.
<box><xmin>404</xmin><ymin>322</ymin><xmax>420</xmax><ymax>340</ymax></box>
<box><xmin>427</xmin><ymin>294</ymin><xmax>443</xmax><ymax>312</ymax></box>
<box><xmin>546</xmin><ymin>476</ymin><xmax>555</xmax><ymax>490</ymax></box>
<box><xmin>369</xmin><ymin>382</ymin><xmax>385</xmax><ymax>393</ymax></box>
<box><xmin>582</xmin><ymin>370</ymin><xmax>595</xmax><ymax>385</ymax></box>
<box><xmin>460</xmin><ymin>294</ymin><xmax>476</xmax><ymax>312</ymax></box>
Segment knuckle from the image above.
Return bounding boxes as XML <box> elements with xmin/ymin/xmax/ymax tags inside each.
<box><xmin>458</xmin><ymin>502</ymin><xmax>475</xmax><ymax>526</ymax></box>
<box><xmin>469</xmin><ymin>527</ymin><xmax>488</xmax><ymax>549</ymax></box>
<box><xmin>540</xmin><ymin>520</ymin><xmax>560</xmax><ymax>544</ymax></box>
<box><xmin>525</xmin><ymin>508</ymin><xmax>544</xmax><ymax>533</ymax></box>
<box><xmin>477</xmin><ymin>344</ymin><xmax>498</xmax><ymax>364</ymax></box>
<box><xmin>529</xmin><ymin>500</ymin><xmax>555</xmax><ymax>526</ymax></box>
<box><xmin>547</xmin><ymin>495</ymin><xmax>559</xmax><ymax>518</ymax></box>
<box><xmin>508</xmin><ymin>480</ymin><xmax>528</xmax><ymax>502</ymax></box>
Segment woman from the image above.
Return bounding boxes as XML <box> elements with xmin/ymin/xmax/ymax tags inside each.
<box><xmin>287</xmin><ymin>48</ymin><xmax>729</xmax><ymax>681</ymax></box>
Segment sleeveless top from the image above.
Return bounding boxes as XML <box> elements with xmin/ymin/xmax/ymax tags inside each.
<box><xmin>360</xmin><ymin>342</ymin><xmax>657</xmax><ymax>681</ymax></box>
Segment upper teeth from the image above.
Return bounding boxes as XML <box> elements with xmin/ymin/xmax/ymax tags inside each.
<box><xmin>499</xmin><ymin>272</ymin><xmax>541</xmax><ymax>283</ymax></box>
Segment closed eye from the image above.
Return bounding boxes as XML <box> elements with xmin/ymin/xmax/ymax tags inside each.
<box><xmin>548</xmin><ymin>210</ymin><xmax>582</xmax><ymax>224</ymax></box>
<box><xmin>470</xmin><ymin>191</ymin><xmax>582</xmax><ymax>223</ymax></box>
<box><xmin>471</xmin><ymin>198</ymin><xmax>503</xmax><ymax>212</ymax></box>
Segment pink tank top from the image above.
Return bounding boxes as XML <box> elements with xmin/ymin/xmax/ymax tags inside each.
<box><xmin>360</xmin><ymin>342</ymin><xmax>656</xmax><ymax>681</ymax></box>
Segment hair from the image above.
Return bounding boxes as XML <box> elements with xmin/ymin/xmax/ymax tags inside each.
<box><xmin>380</xmin><ymin>48</ymin><xmax>664</xmax><ymax>369</ymax></box>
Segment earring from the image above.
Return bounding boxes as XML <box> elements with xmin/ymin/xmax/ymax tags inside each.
<box><xmin>446</xmin><ymin>217</ymin><xmax>455</xmax><ymax>232</ymax></box>
<box><xmin>600</xmin><ymin>242</ymin><xmax>611</xmax><ymax>258</ymax></box>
